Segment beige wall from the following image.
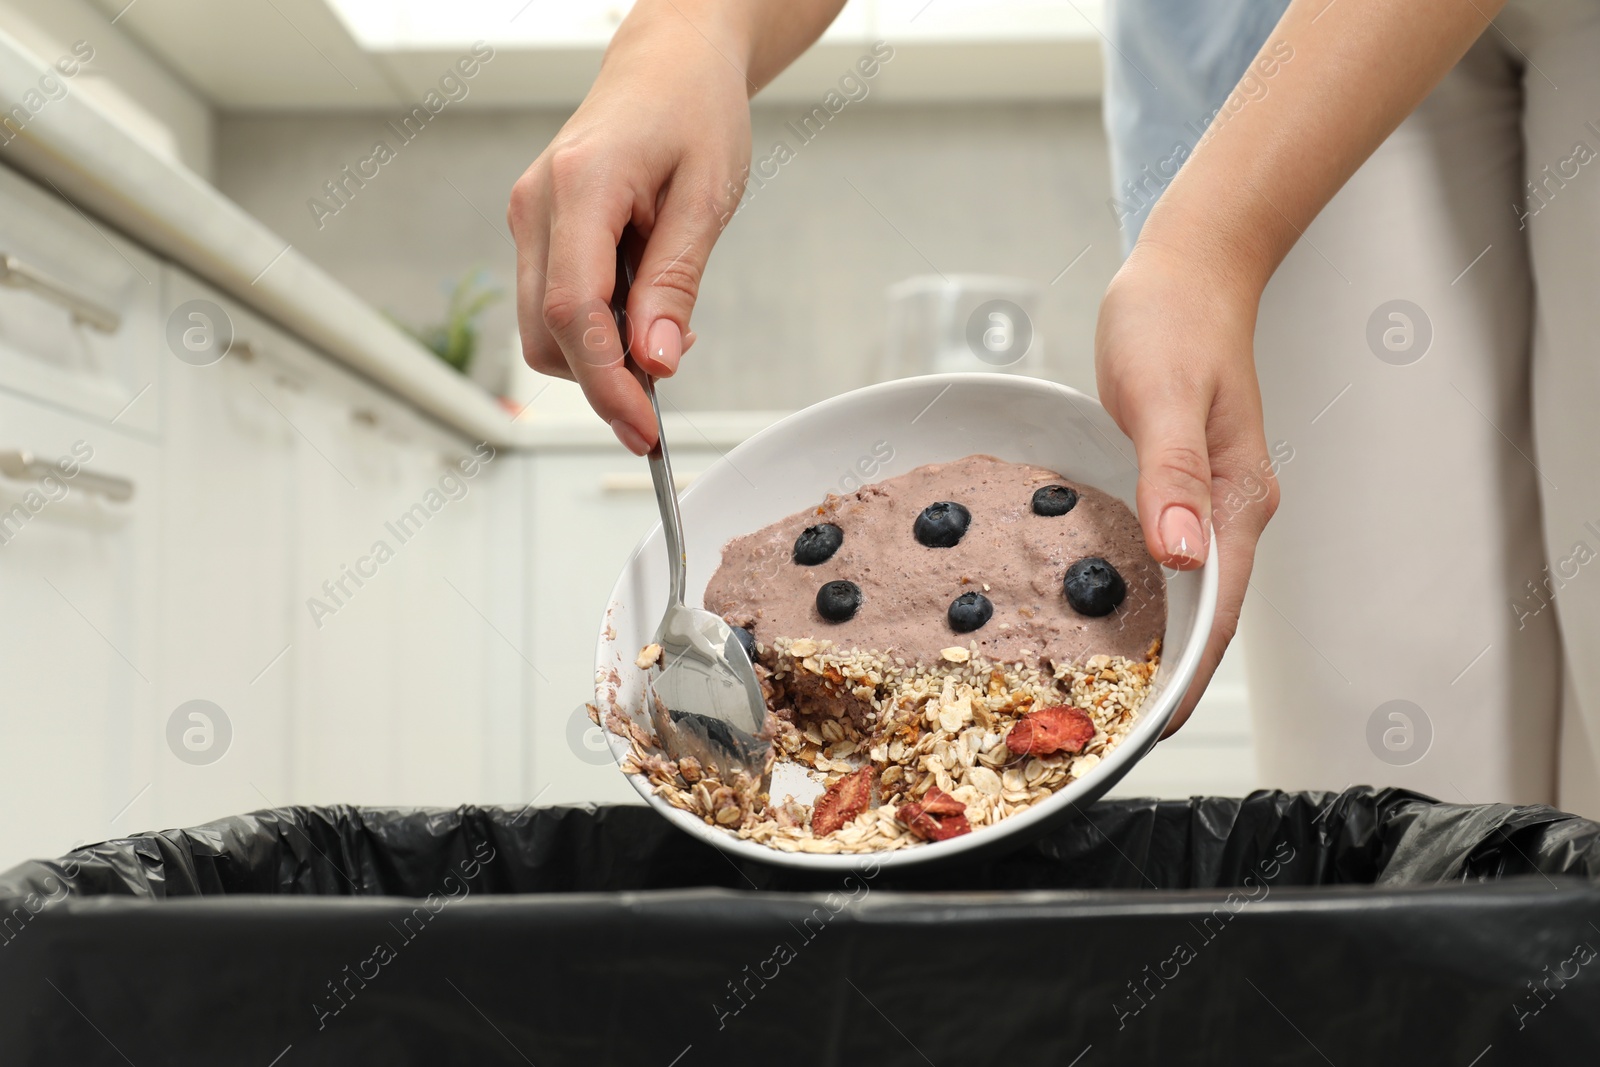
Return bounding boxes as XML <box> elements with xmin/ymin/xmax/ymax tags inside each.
<box><xmin>216</xmin><ymin>101</ymin><xmax>1122</xmax><ymax>411</ymax></box>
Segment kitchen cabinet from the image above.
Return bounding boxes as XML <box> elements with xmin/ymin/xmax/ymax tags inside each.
<box><xmin>0</xmin><ymin>157</ymin><xmax>165</xmax><ymax>865</ymax></box>
<box><xmin>150</xmin><ymin>272</ymin><xmax>297</xmax><ymax>833</ymax></box>
<box><xmin>0</xmin><ymin>163</ymin><xmax>164</xmax><ymax>438</ymax></box>
<box><xmin>278</xmin><ymin>361</ymin><xmax>517</xmax><ymax>813</ymax></box>
<box><xmin>150</xmin><ymin>271</ymin><xmax>529</xmax><ymax>836</ymax></box>
<box><xmin>0</xmin><ymin>390</ymin><xmax>162</xmax><ymax>868</ymax></box>
<box><xmin>0</xmin><ymin>143</ymin><xmax>536</xmax><ymax>869</ymax></box>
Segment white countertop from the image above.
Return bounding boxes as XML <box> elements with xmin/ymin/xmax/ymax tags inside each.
<box><xmin>0</xmin><ymin>27</ymin><xmax>786</xmax><ymax>451</ymax></box>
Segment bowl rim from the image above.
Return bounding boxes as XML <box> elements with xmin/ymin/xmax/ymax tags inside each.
<box><xmin>595</xmin><ymin>372</ymin><xmax>1218</xmax><ymax>870</ymax></box>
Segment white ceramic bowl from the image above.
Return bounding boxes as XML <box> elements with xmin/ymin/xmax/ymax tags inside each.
<box><xmin>596</xmin><ymin>373</ymin><xmax>1216</xmax><ymax>870</ymax></box>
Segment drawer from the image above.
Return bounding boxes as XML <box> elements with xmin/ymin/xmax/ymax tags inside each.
<box><xmin>0</xmin><ymin>388</ymin><xmax>161</xmax><ymax>871</ymax></box>
<box><xmin>0</xmin><ymin>163</ymin><xmax>163</xmax><ymax>437</ymax></box>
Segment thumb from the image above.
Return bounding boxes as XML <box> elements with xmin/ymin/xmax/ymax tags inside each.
<box><xmin>627</xmin><ymin>173</ymin><xmax>723</xmax><ymax>377</ymax></box>
<box><xmin>1124</xmin><ymin>393</ymin><xmax>1213</xmax><ymax>570</ymax></box>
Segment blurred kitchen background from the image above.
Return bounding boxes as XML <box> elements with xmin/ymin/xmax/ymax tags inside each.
<box><xmin>0</xmin><ymin>0</ymin><xmax>1257</xmax><ymax>872</ymax></box>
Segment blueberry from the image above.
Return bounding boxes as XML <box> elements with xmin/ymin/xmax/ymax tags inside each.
<box><xmin>1063</xmin><ymin>557</ymin><xmax>1126</xmax><ymax>617</ymax></box>
<box><xmin>1031</xmin><ymin>484</ymin><xmax>1079</xmax><ymax>517</ymax></box>
<box><xmin>815</xmin><ymin>580</ymin><xmax>862</xmax><ymax>623</ymax></box>
<box><xmin>947</xmin><ymin>591</ymin><xmax>993</xmax><ymax>633</ymax></box>
<box><xmin>792</xmin><ymin>523</ymin><xmax>844</xmax><ymax>566</ymax></box>
<box><xmin>913</xmin><ymin>501</ymin><xmax>971</xmax><ymax>548</ymax></box>
<box><xmin>731</xmin><ymin>625</ymin><xmax>757</xmax><ymax>662</ymax></box>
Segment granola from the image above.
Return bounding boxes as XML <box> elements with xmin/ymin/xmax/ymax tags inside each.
<box><xmin>611</xmin><ymin>635</ymin><xmax>1157</xmax><ymax>854</ymax></box>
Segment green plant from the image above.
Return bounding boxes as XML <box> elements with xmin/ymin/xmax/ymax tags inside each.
<box><xmin>395</xmin><ymin>270</ymin><xmax>502</xmax><ymax>375</ymax></box>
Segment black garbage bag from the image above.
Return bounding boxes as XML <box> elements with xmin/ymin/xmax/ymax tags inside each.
<box><xmin>2</xmin><ymin>787</ymin><xmax>1598</xmax><ymax>1064</ymax></box>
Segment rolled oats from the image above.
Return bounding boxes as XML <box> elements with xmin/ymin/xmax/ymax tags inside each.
<box><xmin>967</xmin><ymin>765</ymin><xmax>1003</xmax><ymax>796</ymax></box>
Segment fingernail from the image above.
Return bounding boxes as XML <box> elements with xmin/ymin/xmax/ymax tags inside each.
<box><xmin>611</xmin><ymin>419</ymin><xmax>651</xmax><ymax>456</ymax></box>
<box><xmin>1158</xmin><ymin>505</ymin><xmax>1206</xmax><ymax>566</ymax></box>
<box><xmin>645</xmin><ymin>319</ymin><xmax>682</xmax><ymax>375</ymax></box>
<box><xmin>682</xmin><ymin>330</ymin><xmax>697</xmax><ymax>354</ymax></box>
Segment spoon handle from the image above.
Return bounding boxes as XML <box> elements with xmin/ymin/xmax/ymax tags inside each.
<box><xmin>613</xmin><ymin>230</ymin><xmax>687</xmax><ymax>607</ymax></box>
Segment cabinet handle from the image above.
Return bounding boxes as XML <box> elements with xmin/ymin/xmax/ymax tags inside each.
<box><xmin>0</xmin><ymin>253</ymin><xmax>121</xmax><ymax>334</ymax></box>
<box><xmin>0</xmin><ymin>450</ymin><xmax>134</xmax><ymax>503</ymax></box>
<box><xmin>600</xmin><ymin>471</ymin><xmax>699</xmax><ymax>492</ymax></box>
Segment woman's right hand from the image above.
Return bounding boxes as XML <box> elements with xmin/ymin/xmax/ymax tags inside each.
<box><xmin>507</xmin><ymin>5</ymin><xmax>754</xmax><ymax>455</ymax></box>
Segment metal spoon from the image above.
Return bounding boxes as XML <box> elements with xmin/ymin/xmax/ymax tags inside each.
<box><xmin>611</xmin><ymin>231</ymin><xmax>772</xmax><ymax>789</ymax></box>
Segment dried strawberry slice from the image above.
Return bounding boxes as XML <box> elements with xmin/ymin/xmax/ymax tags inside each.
<box><xmin>898</xmin><ymin>806</ymin><xmax>935</xmax><ymax>839</ymax></box>
<box><xmin>919</xmin><ymin>812</ymin><xmax>971</xmax><ymax>841</ymax></box>
<box><xmin>897</xmin><ymin>787</ymin><xmax>972</xmax><ymax>842</ymax></box>
<box><xmin>811</xmin><ymin>766</ymin><xmax>874</xmax><ymax>836</ymax></box>
<box><xmin>918</xmin><ymin>786</ymin><xmax>965</xmax><ymax>816</ymax></box>
<box><xmin>1005</xmin><ymin>705</ymin><xmax>1096</xmax><ymax>756</ymax></box>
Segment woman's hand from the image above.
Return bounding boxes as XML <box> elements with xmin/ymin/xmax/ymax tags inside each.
<box><xmin>508</xmin><ymin>0</ymin><xmax>844</xmax><ymax>455</ymax></box>
<box><xmin>1095</xmin><ymin>242</ymin><xmax>1278</xmax><ymax>734</ymax></box>
<box><xmin>508</xmin><ymin>9</ymin><xmax>750</xmax><ymax>453</ymax></box>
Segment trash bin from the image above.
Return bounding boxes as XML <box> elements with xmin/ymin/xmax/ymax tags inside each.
<box><xmin>2</xmin><ymin>787</ymin><xmax>1597</xmax><ymax>1063</ymax></box>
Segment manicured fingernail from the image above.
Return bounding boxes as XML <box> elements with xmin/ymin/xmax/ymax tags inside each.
<box><xmin>646</xmin><ymin>319</ymin><xmax>682</xmax><ymax>375</ymax></box>
<box><xmin>1158</xmin><ymin>505</ymin><xmax>1206</xmax><ymax>566</ymax></box>
<box><xmin>611</xmin><ymin>419</ymin><xmax>650</xmax><ymax>456</ymax></box>
<box><xmin>682</xmin><ymin>330</ymin><xmax>697</xmax><ymax>354</ymax></box>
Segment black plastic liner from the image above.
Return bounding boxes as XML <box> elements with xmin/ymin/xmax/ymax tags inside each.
<box><xmin>3</xmin><ymin>787</ymin><xmax>1599</xmax><ymax>1063</ymax></box>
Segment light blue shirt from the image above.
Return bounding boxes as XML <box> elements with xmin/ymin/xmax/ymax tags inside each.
<box><xmin>1102</xmin><ymin>0</ymin><xmax>1292</xmax><ymax>253</ymax></box>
